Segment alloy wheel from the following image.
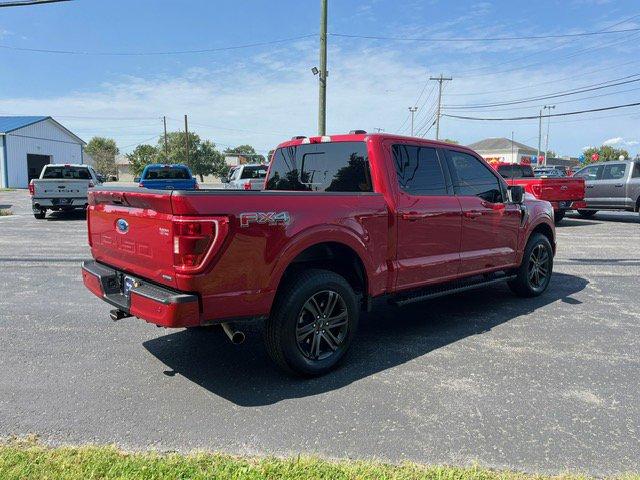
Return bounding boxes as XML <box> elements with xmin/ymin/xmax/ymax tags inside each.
<box><xmin>296</xmin><ymin>290</ymin><xmax>349</xmax><ymax>361</ymax></box>
<box><xmin>528</xmin><ymin>244</ymin><xmax>550</xmax><ymax>291</ymax></box>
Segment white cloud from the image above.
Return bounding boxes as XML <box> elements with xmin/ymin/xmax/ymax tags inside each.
<box><xmin>603</xmin><ymin>137</ymin><xmax>639</xmax><ymax>147</ymax></box>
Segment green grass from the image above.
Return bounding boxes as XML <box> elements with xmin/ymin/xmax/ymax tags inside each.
<box><xmin>0</xmin><ymin>188</ymin><xmax>16</xmax><ymax>192</ymax></box>
<box><xmin>0</xmin><ymin>209</ymin><xmax>12</xmax><ymax>216</ymax></box>
<box><xmin>1</xmin><ymin>440</ymin><xmax>631</xmax><ymax>480</ymax></box>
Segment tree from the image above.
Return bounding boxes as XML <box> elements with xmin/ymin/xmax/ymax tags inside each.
<box><xmin>546</xmin><ymin>150</ymin><xmax>557</xmax><ymax>159</ymax></box>
<box><xmin>442</xmin><ymin>138</ymin><xmax>459</xmax><ymax>145</ymax></box>
<box><xmin>154</xmin><ymin>131</ymin><xmax>226</xmax><ymax>181</ymax></box>
<box><xmin>224</xmin><ymin>144</ymin><xmax>266</xmax><ymax>164</ymax></box>
<box><xmin>583</xmin><ymin>145</ymin><xmax>630</xmax><ymax>163</ymax></box>
<box><xmin>86</xmin><ymin>137</ymin><xmax>119</xmax><ymax>176</ymax></box>
<box><xmin>127</xmin><ymin>144</ymin><xmax>158</xmax><ymax>177</ymax></box>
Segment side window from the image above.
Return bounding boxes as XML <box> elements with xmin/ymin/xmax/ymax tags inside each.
<box><xmin>574</xmin><ymin>165</ymin><xmax>601</xmax><ymax>180</ymax></box>
<box><xmin>448</xmin><ymin>150</ymin><xmax>503</xmax><ymax>203</ymax></box>
<box><xmin>392</xmin><ymin>144</ymin><xmax>447</xmax><ymax>195</ymax></box>
<box><xmin>602</xmin><ymin>163</ymin><xmax>627</xmax><ymax>180</ymax></box>
<box><xmin>633</xmin><ymin>163</ymin><xmax>640</xmax><ymax>178</ymax></box>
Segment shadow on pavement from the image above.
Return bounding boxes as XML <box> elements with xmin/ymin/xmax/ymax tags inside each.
<box><xmin>45</xmin><ymin>210</ymin><xmax>87</xmax><ymax>221</ymax></box>
<box><xmin>565</xmin><ymin>212</ymin><xmax>639</xmax><ymax>224</ymax></box>
<box><xmin>144</xmin><ymin>272</ymin><xmax>588</xmax><ymax>407</ymax></box>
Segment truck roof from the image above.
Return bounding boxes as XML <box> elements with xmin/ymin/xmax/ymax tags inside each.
<box><xmin>275</xmin><ymin>133</ymin><xmax>476</xmax><ymax>154</ymax></box>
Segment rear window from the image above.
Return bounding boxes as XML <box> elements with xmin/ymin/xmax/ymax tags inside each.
<box><xmin>144</xmin><ymin>166</ymin><xmax>191</xmax><ymax>180</ymax></box>
<box><xmin>265</xmin><ymin>142</ymin><xmax>372</xmax><ymax>192</ymax></box>
<box><xmin>42</xmin><ymin>166</ymin><xmax>91</xmax><ymax>180</ymax></box>
<box><xmin>497</xmin><ymin>165</ymin><xmax>535</xmax><ymax>178</ymax></box>
<box><xmin>240</xmin><ymin>165</ymin><xmax>268</xmax><ymax>180</ymax></box>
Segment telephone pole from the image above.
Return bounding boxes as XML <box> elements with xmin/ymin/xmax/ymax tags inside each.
<box><xmin>184</xmin><ymin>114</ymin><xmax>189</xmax><ymax>164</ymax></box>
<box><xmin>543</xmin><ymin>105</ymin><xmax>555</xmax><ymax>165</ymax></box>
<box><xmin>537</xmin><ymin>108</ymin><xmax>542</xmax><ymax>161</ymax></box>
<box><xmin>318</xmin><ymin>0</ymin><xmax>328</xmax><ymax>135</ymax></box>
<box><xmin>163</xmin><ymin>116</ymin><xmax>168</xmax><ymax>158</ymax></box>
<box><xmin>430</xmin><ymin>74</ymin><xmax>452</xmax><ymax>140</ymax></box>
<box><xmin>408</xmin><ymin>107</ymin><xmax>418</xmax><ymax>136</ymax></box>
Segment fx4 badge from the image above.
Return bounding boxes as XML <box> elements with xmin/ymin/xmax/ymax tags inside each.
<box><xmin>239</xmin><ymin>211</ymin><xmax>291</xmax><ymax>228</ymax></box>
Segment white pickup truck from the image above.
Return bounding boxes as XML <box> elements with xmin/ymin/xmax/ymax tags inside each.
<box><xmin>29</xmin><ymin>164</ymin><xmax>102</xmax><ymax>219</ymax></box>
<box><xmin>222</xmin><ymin>163</ymin><xmax>268</xmax><ymax>190</ymax></box>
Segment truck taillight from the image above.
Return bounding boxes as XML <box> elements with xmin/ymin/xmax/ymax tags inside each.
<box><xmin>172</xmin><ymin>217</ymin><xmax>229</xmax><ymax>272</ymax></box>
<box><xmin>531</xmin><ymin>184</ymin><xmax>543</xmax><ymax>197</ymax></box>
<box><xmin>243</xmin><ymin>181</ymin><xmax>251</xmax><ymax>190</ymax></box>
<box><xmin>28</xmin><ymin>180</ymin><xmax>35</xmax><ymax>196</ymax></box>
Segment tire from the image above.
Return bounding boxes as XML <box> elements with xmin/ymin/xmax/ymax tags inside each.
<box><xmin>508</xmin><ymin>233</ymin><xmax>554</xmax><ymax>298</ymax></box>
<box><xmin>577</xmin><ymin>209</ymin><xmax>597</xmax><ymax>218</ymax></box>
<box><xmin>33</xmin><ymin>209</ymin><xmax>46</xmax><ymax>219</ymax></box>
<box><xmin>554</xmin><ymin>210</ymin><xmax>565</xmax><ymax>224</ymax></box>
<box><xmin>264</xmin><ymin>269</ymin><xmax>359</xmax><ymax>376</ymax></box>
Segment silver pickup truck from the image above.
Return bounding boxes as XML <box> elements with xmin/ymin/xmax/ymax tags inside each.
<box><xmin>29</xmin><ymin>164</ymin><xmax>102</xmax><ymax>219</ymax></box>
<box><xmin>573</xmin><ymin>159</ymin><xmax>640</xmax><ymax>218</ymax></box>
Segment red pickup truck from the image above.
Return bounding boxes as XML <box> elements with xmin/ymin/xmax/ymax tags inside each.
<box><xmin>82</xmin><ymin>133</ymin><xmax>556</xmax><ymax>376</ymax></box>
<box><xmin>492</xmin><ymin>163</ymin><xmax>586</xmax><ymax>223</ymax></box>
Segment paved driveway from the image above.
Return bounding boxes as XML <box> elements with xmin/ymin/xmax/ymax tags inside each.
<box><xmin>1</xmin><ymin>189</ymin><xmax>638</xmax><ymax>475</ymax></box>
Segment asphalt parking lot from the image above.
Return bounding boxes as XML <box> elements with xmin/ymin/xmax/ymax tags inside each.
<box><xmin>1</xmin><ymin>189</ymin><xmax>639</xmax><ymax>475</ymax></box>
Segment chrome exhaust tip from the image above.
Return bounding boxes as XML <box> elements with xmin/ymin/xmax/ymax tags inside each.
<box><xmin>109</xmin><ymin>309</ymin><xmax>132</xmax><ymax>321</ymax></box>
<box><xmin>221</xmin><ymin>322</ymin><xmax>245</xmax><ymax>345</ymax></box>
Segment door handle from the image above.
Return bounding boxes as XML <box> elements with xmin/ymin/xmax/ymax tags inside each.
<box><xmin>463</xmin><ymin>210</ymin><xmax>482</xmax><ymax>219</ymax></box>
<box><xmin>614</xmin><ymin>184</ymin><xmax>624</xmax><ymax>187</ymax></box>
<box><xmin>401</xmin><ymin>212</ymin><xmax>422</xmax><ymax>221</ymax></box>
<box><xmin>586</xmin><ymin>185</ymin><xmax>594</xmax><ymax>188</ymax></box>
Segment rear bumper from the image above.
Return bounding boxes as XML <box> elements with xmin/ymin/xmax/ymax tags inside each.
<box><xmin>549</xmin><ymin>200</ymin><xmax>586</xmax><ymax>211</ymax></box>
<box><xmin>82</xmin><ymin>260</ymin><xmax>200</xmax><ymax>327</ymax></box>
<box><xmin>33</xmin><ymin>197</ymin><xmax>87</xmax><ymax>209</ymax></box>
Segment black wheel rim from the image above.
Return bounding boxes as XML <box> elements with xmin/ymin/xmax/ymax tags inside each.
<box><xmin>528</xmin><ymin>244</ymin><xmax>550</xmax><ymax>291</ymax></box>
<box><xmin>296</xmin><ymin>290</ymin><xmax>349</xmax><ymax>361</ymax></box>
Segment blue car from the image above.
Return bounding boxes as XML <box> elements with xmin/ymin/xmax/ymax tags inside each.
<box><xmin>136</xmin><ymin>164</ymin><xmax>199</xmax><ymax>190</ymax></box>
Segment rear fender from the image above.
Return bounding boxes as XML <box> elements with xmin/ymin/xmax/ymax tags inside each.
<box><xmin>267</xmin><ymin>224</ymin><xmax>376</xmax><ymax>299</ymax></box>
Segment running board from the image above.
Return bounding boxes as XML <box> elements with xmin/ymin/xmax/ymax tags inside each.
<box><xmin>391</xmin><ymin>273</ymin><xmax>517</xmax><ymax>307</ymax></box>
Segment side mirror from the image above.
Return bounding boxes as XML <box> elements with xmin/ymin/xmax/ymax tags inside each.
<box><xmin>134</xmin><ymin>177</ymin><xmax>141</xmax><ymax>183</ymax></box>
<box><xmin>221</xmin><ymin>177</ymin><xmax>229</xmax><ymax>183</ymax></box>
<box><xmin>510</xmin><ymin>185</ymin><xmax>525</xmax><ymax>204</ymax></box>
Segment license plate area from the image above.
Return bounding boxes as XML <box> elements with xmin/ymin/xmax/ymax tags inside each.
<box><xmin>52</xmin><ymin>198</ymin><xmax>72</xmax><ymax>205</ymax></box>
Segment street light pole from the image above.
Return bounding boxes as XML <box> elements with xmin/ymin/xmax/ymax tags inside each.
<box><xmin>408</xmin><ymin>106</ymin><xmax>418</xmax><ymax>136</ymax></box>
<box><xmin>537</xmin><ymin>109</ymin><xmax>542</xmax><ymax>161</ymax></box>
<box><xmin>318</xmin><ymin>0</ymin><xmax>328</xmax><ymax>136</ymax></box>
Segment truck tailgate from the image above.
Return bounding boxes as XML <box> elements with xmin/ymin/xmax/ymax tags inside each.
<box><xmin>33</xmin><ymin>179</ymin><xmax>89</xmax><ymax>198</ymax></box>
<box><xmin>534</xmin><ymin>178</ymin><xmax>585</xmax><ymax>201</ymax></box>
<box><xmin>88</xmin><ymin>190</ymin><xmax>178</xmax><ymax>287</ymax></box>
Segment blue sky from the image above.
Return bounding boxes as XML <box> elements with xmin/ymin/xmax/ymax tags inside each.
<box><xmin>0</xmin><ymin>0</ymin><xmax>638</xmax><ymax>157</ymax></box>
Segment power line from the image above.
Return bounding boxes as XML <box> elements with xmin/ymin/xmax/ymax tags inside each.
<box><xmin>445</xmin><ymin>74</ymin><xmax>640</xmax><ymax>109</ymax></box>
<box><xmin>0</xmin><ymin>33</ymin><xmax>315</xmax><ymax>56</ymax></box>
<box><xmin>0</xmin><ymin>0</ymin><xmax>71</xmax><ymax>6</ymax></box>
<box><xmin>328</xmin><ymin>26</ymin><xmax>640</xmax><ymax>43</ymax></box>
<box><xmin>442</xmin><ymin>101</ymin><xmax>640</xmax><ymax>121</ymax></box>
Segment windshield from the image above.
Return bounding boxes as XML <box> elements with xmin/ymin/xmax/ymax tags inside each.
<box><xmin>240</xmin><ymin>166</ymin><xmax>268</xmax><ymax>179</ymax></box>
<box><xmin>144</xmin><ymin>166</ymin><xmax>191</xmax><ymax>180</ymax></box>
<box><xmin>42</xmin><ymin>166</ymin><xmax>91</xmax><ymax>180</ymax></box>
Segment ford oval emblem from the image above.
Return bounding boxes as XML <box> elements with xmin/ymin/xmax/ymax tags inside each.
<box><xmin>116</xmin><ymin>218</ymin><xmax>129</xmax><ymax>233</ymax></box>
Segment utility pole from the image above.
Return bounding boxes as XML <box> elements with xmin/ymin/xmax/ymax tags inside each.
<box><xmin>163</xmin><ymin>116</ymin><xmax>168</xmax><ymax>158</ymax></box>
<box><xmin>374</xmin><ymin>127</ymin><xmax>384</xmax><ymax>133</ymax></box>
<box><xmin>543</xmin><ymin>105</ymin><xmax>555</xmax><ymax>165</ymax></box>
<box><xmin>184</xmin><ymin>114</ymin><xmax>189</xmax><ymax>165</ymax></box>
<box><xmin>537</xmin><ymin>108</ymin><xmax>542</xmax><ymax>161</ymax></box>
<box><xmin>430</xmin><ymin>74</ymin><xmax>452</xmax><ymax>140</ymax></box>
<box><xmin>318</xmin><ymin>0</ymin><xmax>328</xmax><ymax>135</ymax></box>
<box><xmin>408</xmin><ymin>107</ymin><xmax>418</xmax><ymax>136</ymax></box>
